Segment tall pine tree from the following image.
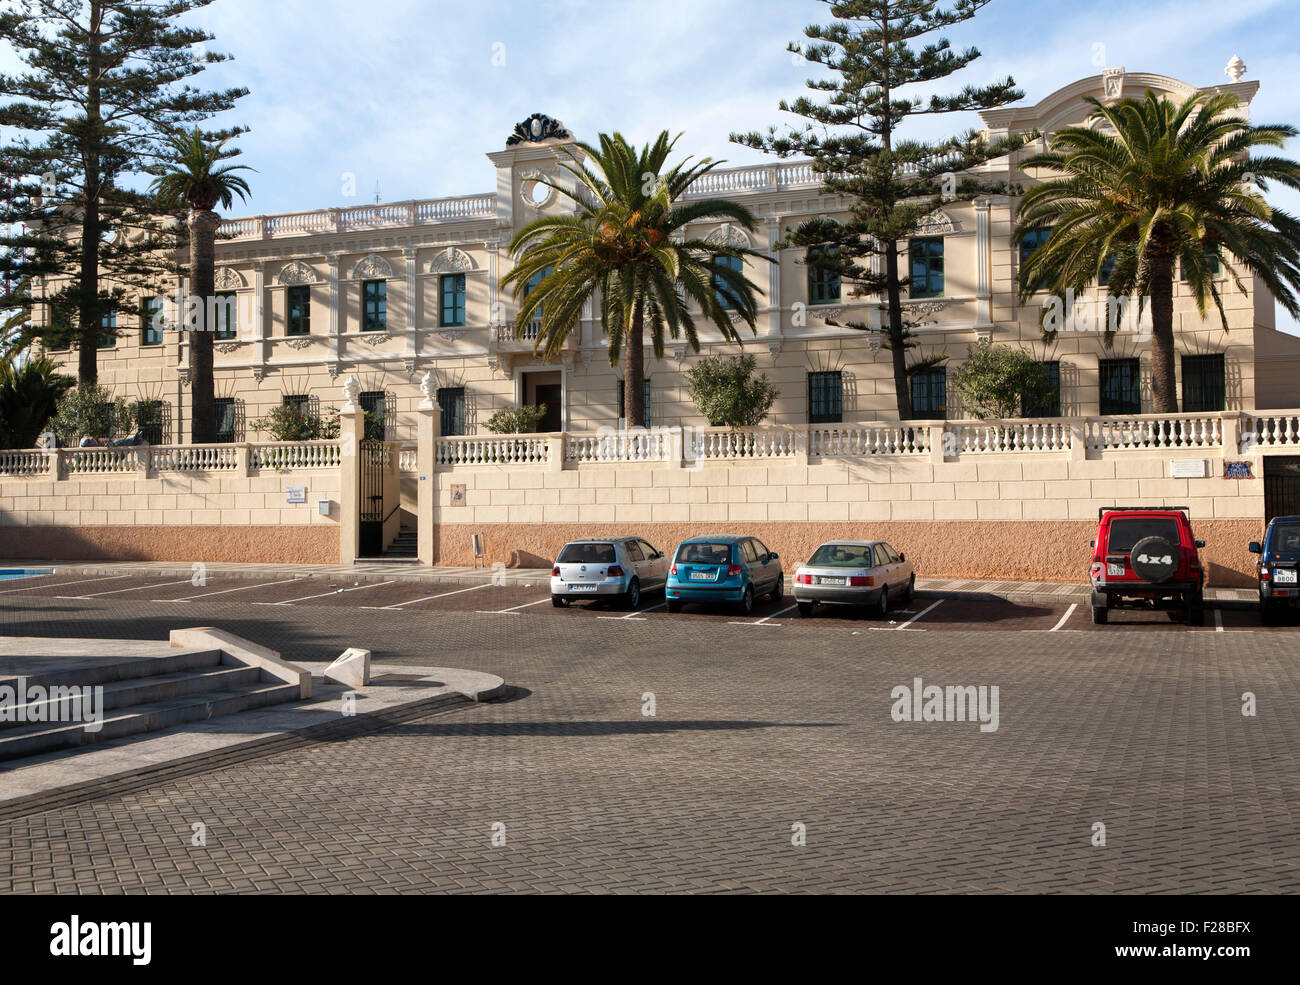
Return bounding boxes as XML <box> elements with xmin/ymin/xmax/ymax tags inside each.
<box><xmin>0</xmin><ymin>0</ymin><xmax>248</xmax><ymax>384</ymax></box>
<box><xmin>733</xmin><ymin>0</ymin><xmax>1027</xmax><ymax>419</ymax></box>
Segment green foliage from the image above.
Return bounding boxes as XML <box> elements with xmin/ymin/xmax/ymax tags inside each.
<box><xmin>732</xmin><ymin>0</ymin><xmax>1028</xmax><ymax>418</ymax></box>
<box><xmin>49</xmin><ymin>383</ymin><xmax>133</xmax><ymax>443</ymax></box>
<box><xmin>249</xmin><ymin>404</ymin><xmax>345</xmax><ymax>442</ymax></box>
<box><xmin>0</xmin><ymin>356</ymin><xmax>75</xmax><ymax>448</ymax></box>
<box><xmin>684</xmin><ymin>354</ymin><xmax>777</xmax><ymax>428</ymax></box>
<box><xmin>149</xmin><ymin>128</ymin><xmax>254</xmax><ymax>213</ymax></box>
<box><xmin>950</xmin><ymin>343</ymin><xmax>1051</xmax><ymax>420</ymax></box>
<box><xmin>483</xmin><ymin>404</ymin><xmax>548</xmax><ymax>434</ymax></box>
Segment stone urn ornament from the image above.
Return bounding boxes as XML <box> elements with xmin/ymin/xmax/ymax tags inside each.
<box><xmin>342</xmin><ymin>374</ymin><xmax>361</xmax><ymax>412</ymax></box>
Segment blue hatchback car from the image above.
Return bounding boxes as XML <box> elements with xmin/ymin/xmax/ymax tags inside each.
<box><xmin>665</xmin><ymin>534</ymin><xmax>783</xmax><ymax>615</ymax></box>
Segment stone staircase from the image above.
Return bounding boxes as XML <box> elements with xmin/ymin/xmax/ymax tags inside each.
<box><xmin>383</xmin><ymin>526</ymin><xmax>418</xmax><ymax>560</ymax></box>
<box><xmin>0</xmin><ymin>640</ymin><xmax>305</xmax><ymax>762</ymax></box>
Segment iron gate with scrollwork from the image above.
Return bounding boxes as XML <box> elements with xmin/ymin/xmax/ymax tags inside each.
<box><xmin>359</xmin><ymin>440</ymin><xmax>387</xmax><ymax>556</ymax></box>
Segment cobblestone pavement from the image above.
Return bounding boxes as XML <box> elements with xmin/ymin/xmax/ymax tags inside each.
<box><xmin>1</xmin><ymin>588</ymin><xmax>1297</xmax><ymax>893</ymax></box>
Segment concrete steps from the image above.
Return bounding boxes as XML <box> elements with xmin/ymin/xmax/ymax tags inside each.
<box><xmin>385</xmin><ymin>528</ymin><xmax>418</xmax><ymax>558</ymax></box>
<box><xmin>0</xmin><ymin>640</ymin><xmax>306</xmax><ymax>762</ymax></box>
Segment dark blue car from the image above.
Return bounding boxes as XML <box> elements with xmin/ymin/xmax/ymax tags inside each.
<box><xmin>1249</xmin><ymin>515</ymin><xmax>1300</xmax><ymax>624</ymax></box>
<box><xmin>665</xmin><ymin>534</ymin><xmax>783</xmax><ymax>615</ymax></box>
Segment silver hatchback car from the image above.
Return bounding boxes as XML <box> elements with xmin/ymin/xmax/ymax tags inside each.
<box><xmin>793</xmin><ymin>540</ymin><xmax>915</xmax><ymax>618</ymax></box>
<box><xmin>551</xmin><ymin>536</ymin><xmax>668</xmax><ymax>609</ymax></box>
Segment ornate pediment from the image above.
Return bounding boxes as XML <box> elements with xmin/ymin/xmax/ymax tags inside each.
<box><xmin>214</xmin><ymin>267</ymin><xmax>246</xmax><ymax>290</ymax></box>
<box><xmin>276</xmin><ymin>260</ymin><xmax>319</xmax><ymax>285</ymax></box>
<box><xmin>428</xmin><ymin>247</ymin><xmax>475</xmax><ymax>273</ymax></box>
<box><xmin>506</xmin><ymin>113</ymin><xmax>572</xmax><ymax>146</ymax></box>
<box><xmin>705</xmin><ymin>224</ymin><xmax>753</xmax><ymax>249</ymax></box>
<box><xmin>351</xmin><ymin>253</ymin><xmax>393</xmax><ymax>280</ymax></box>
<box><xmin>917</xmin><ymin>210</ymin><xmax>960</xmax><ymax>235</ymax></box>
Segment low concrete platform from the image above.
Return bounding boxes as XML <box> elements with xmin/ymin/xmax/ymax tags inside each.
<box><xmin>0</xmin><ymin>661</ymin><xmax>506</xmax><ymax>821</ymax></box>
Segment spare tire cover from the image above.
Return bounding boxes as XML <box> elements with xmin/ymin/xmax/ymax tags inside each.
<box><xmin>1130</xmin><ymin>536</ymin><xmax>1178</xmax><ymax>583</ymax></box>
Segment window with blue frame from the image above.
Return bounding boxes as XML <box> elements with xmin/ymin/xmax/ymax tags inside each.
<box><xmin>213</xmin><ymin>292</ymin><xmax>237</xmax><ymax>339</ymax></box>
<box><xmin>909</xmin><ymin>237</ymin><xmax>944</xmax><ymax>298</ymax></box>
<box><xmin>522</xmin><ymin>266</ymin><xmax>552</xmax><ymax>334</ymax></box>
<box><xmin>1018</xmin><ymin>229</ymin><xmax>1052</xmax><ymax>292</ymax></box>
<box><xmin>617</xmin><ymin>379</ymin><xmax>653</xmax><ymax>425</ymax></box>
<box><xmin>98</xmin><ymin>308</ymin><xmax>117</xmax><ymax>348</ymax></box>
<box><xmin>807</xmin><ymin>247</ymin><xmax>840</xmax><ymax>304</ymax></box>
<box><xmin>910</xmin><ymin>369</ymin><xmax>947</xmax><ymax>419</ymax></box>
<box><xmin>141</xmin><ymin>296</ymin><xmax>164</xmax><ymax>346</ymax></box>
<box><xmin>808</xmin><ymin>371</ymin><xmax>843</xmax><ymax>423</ymax></box>
<box><xmin>1181</xmin><ymin>354</ymin><xmax>1225</xmax><ymax>412</ymax></box>
<box><xmin>437</xmin><ymin>387</ymin><xmax>466</xmax><ymax>436</ymax></box>
<box><xmin>362</xmin><ymin>280</ymin><xmax>387</xmax><ymax>331</ymax></box>
<box><xmin>1180</xmin><ymin>249</ymin><xmax>1223</xmax><ymax>281</ymax></box>
<box><xmin>440</xmin><ymin>273</ymin><xmax>466</xmax><ymax>327</ymax></box>
<box><xmin>1099</xmin><ymin>358</ymin><xmax>1141</xmax><ymax>415</ymax></box>
<box><xmin>1099</xmin><ymin>255</ymin><xmax>1117</xmax><ymax>287</ymax></box>
<box><xmin>286</xmin><ymin>285</ymin><xmax>310</xmax><ymax>336</ymax></box>
<box><xmin>711</xmin><ymin>255</ymin><xmax>744</xmax><ymax>309</ymax></box>
<box><xmin>1021</xmin><ymin>361</ymin><xmax>1061</xmax><ymax>417</ymax></box>
<box><xmin>214</xmin><ymin>397</ymin><xmax>240</xmax><ymax>443</ymax></box>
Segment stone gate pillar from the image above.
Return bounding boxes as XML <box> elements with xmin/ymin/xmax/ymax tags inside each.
<box><xmin>339</xmin><ymin>375</ymin><xmax>363</xmax><ymax>564</ymax></box>
<box><xmin>417</xmin><ymin>371</ymin><xmax>441</xmax><ymax>566</ymax></box>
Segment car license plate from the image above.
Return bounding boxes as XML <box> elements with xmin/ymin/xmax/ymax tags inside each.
<box><xmin>1107</xmin><ymin>563</ymin><xmax>1125</xmax><ymax>576</ymax></box>
<box><xmin>689</xmin><ymin>571</ymin><xmax>713</xmax><ymax>580</ymax></box>
<box><xmin>568</xmin><ymin>584</ymin><xmax>597</xmax><ymax>592</ymax></box>
<box><xmin>818</xmin><ymin>577</ymin><xmax>846</xmax><ymax>586</ymax></box>
<box><xmin>1275</xmin><ymin>568</ymin><xmax>1297</xmax><ymax>584</ymax></box>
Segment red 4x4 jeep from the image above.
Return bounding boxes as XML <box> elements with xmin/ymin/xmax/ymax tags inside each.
<box><xmin>1089</xmin><ymin>506</ymin><xmax>1206</xmax><ymax>625</ymax></box>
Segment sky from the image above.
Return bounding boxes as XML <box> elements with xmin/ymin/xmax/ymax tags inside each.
<box><xmin>5</xmin><ymin>0</ymin><xmax>1300</xmax><ymax>331</ymax></box>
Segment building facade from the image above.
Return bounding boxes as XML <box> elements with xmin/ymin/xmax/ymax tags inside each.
<box><xmin>41</xmin><ymin>68</ymin><xmax>1300</xmax><ymax>446</ymax></box>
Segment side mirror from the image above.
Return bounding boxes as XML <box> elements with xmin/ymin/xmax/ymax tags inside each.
<box><xmin>1090</xmin><ymin>541</ymin><xmax>1095</xmax><ymax>548</ymax></box>
<box><xmin>1248</xmin><ymin>542</ymin><xmax>1262</xmax><ymax>554</ymax></box>
<box><xmin>899</xmin><ymin>552</ymin><xmax>906</xmax><ymax>561</ymax></box>
<box><xmin>1195</xmin><ymin>540</ymin><xmax>1206</xmax><ymax>548</ymax></box>
<box><xmin>769</xmin><ymin>552</ymin><xmax>779</xmax><ymax>561</ymax></box>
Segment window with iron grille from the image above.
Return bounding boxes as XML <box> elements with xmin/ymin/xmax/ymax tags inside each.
<box><xmin>1099</xmin><ymin>255</ymin><xmax>1117</xmax><ymax>287</ymax></box>
<box><xmin>360</xmin><ymin>390</ymin><xmax>388</xmax><ymax>441</ymax></box>
<box><xmin>281</xmin><ymin>393</ymin><xmax>313</xmax><ymax>423</ymax></box>
<box><xmin>1018</xmin><ymin>229</ymin><xmax>1051</xmax><ymax>292</ymax></box>
<box><xmin>711</xmin><ymin>255</ymin><xmax>744</xmax><ymax>310</ymax></box>
<box><xmin>808</xmin><ymin>371</ymin><xmax>843</xmax><ymax>424</ymax></box>
<box><xmin>1182</xmin><ymin>353</ymin><xmax>1225</xmax><ymax>412</ymax></box>
<box><xmin>910</xmin><ymin>369</ymin><xmax>948</xmax><ymax>419</ymax></box>
<box><xmin>437</xmin><ymin>387</ymin><xmax>466</xmax><ymax>436</ymax></box>
<box><xmin>141</xmin><ymin>297</ymin><xmax>164</xmax><ymax>346</ymax></box>
<box><xmin>440</xmin><ymin>274</ymin><xmax>466</xmax><ymax>327</ymax></box>
<box><xmin>1021</xmin><ymin>361</ymin><xmax>1061</xmax><ymax>418</ymax></box>
<box><xmin>807</xmin><ymin>247</ymin><xmax>840</xmax><ymax>304</ymax></box>
<box><xmin>286</xmin><ymin>285</ymin><xmax>310</xmax><ymax>336</ymax></box>
<box><xmin>909</xmin><ymin>237</ymin><xmax>944</xmax><ymax>298</ymax></box>
<box><xmin>362</xmin><ymin>280</ymin><xmax>387</xmax><ymax>331</ymax></box>
<box><xmin>1180</xmin><ymin>249</ymin><xmax>1223</xmax><ymax>280</ymax></box>
<box><xmin>214</xmin><ymin>397</ymin><xmax>242</xmax><ymax>443</ymax></box>
<box><xmin>98</xmin><ymin>309</ymin><xmax>116</xmax><ymax>348</ymax></box>
<box><xmin>1099</xmin><ymin>358</ymin><xmax>1141</xmax><ymax>415</ymax></box>
<box><xmin>213</xmin><ymin>293</ymin><xmax>237</xmax><ymax>339</ymax></box>
<box><xmin>617</xmin><ymin>379</ymin><xmax>652</xmax><ymax>425</ymax></box>
<box><xmin>136</xmin><ymin>400</ymin><xmax>168</xmax><ymax>444</ymax></box>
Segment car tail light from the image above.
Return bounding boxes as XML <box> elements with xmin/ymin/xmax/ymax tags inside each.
<box><xmin>796</xmin><ymin>573</ymin><xmax>811</xmax><ymax>585</ymax></box>
<box><xmin>551</xmin><ymin>566</ymin><xmax>560</xmax><ymax>576</ymax></box>
<box><xmin>607</xmin><ymin>565</ymin><xmax>623</xmax><ymax>577</ymax></box>
<box><xmin>1090</xmin><ymin>561</ymin><xmax>1104</xmax><ymax>581</ymax></box>
<box><xmin>1261</xmin><ymin>568</ymin><xmax>1271</xmax><ymax>581</ymax></box>
<box><xmin>848</xmin><ymin>575</ymin><xmax>874</xmax><ymax>587</ymax></box>
<box><xmin>727</xmin><ymin>564</ymin><xmax>743</xmax><ymax>577</ymax></box>
<box><xmin>670</xmin><ymin>563</ymin><xmax>677</xmax><ymax>576</ymax></box>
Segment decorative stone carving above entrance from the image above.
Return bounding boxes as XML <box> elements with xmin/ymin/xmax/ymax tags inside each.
<box><xmin>351</xmin><ymin>253</ymin><xmax>393</xmax><ymax>280</ymax></box>
<box><xmin>506</xmin><ymin>113</ymin><xmax>572</xmax><ymax>146</ymax></box>
<box><xmin>917</xmin><ymin>210</ymin><xmax>960</xmax><ymax>235</ymax></box>
<box><xmin>214</xmin><ymin>267</ymin><xmax>245</xmax><ymax>290</ymax></box>
<box><xmin>704</xmin><ymin>224</ymin><xmax>752</xmax><ymax>249</ymax></box>
<box><xmin>428</xmin><ymin>247</ymin><xmax>475</xmax><ymax>273</ymax></box>
<box><xmin>276</xmin><ymin>260</ymin><xmax>319</xmax><ymax>285</ymax></box>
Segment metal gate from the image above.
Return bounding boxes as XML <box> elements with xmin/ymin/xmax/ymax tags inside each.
<box><xmin>359</xmin><ymin>440</ymin><xmax>386</xmax><ymax>556</ymax></box>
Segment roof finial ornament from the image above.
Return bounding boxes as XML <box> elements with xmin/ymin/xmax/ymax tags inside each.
<box><xmin>1225</xmin><ymin>54</ymin><xmax>1246</xmax><ymax>82</ymax></box>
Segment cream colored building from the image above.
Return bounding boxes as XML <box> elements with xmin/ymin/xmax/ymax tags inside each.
<box><xmin>41</xmin><ymin>68</ymin><xmax>1299</xmax><ymax>447</ymax></box>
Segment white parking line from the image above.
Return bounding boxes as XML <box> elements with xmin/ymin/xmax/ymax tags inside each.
<box><xmin>753</xmin><ymin>603</ymin><xmax>799</xmax><ymax>625</ymax></box>
<box><xmin>252</xmin><ymin>580</ymin><xmax>394</xmax><ymax>605</ymax></box>
<box><xmin>1214</xmin><ymin>607</ymin><xmax>1224</xmax><ymax>632</ymax></box>
<box><xmin>1049</xmin><ymin>603</ymin><xmax>1078</xmax><ymax>632</ymax></box>
<box><xmin>366</xmin><ymin>583</ymin><xmax>491</xmax><ymax>610</ymax></box>
<box><xmin>896</xmin><ymin>599</ymin><xmax>943</xmax><ymax>630</ymax></box>
<box><xmin>0</xmin><ymin>574</ymin><xmax>133</xmax><ymax>595</ymax></box>
<box><xmin>623</xmin><ymin>602</ymin><xmax>666</xmax><ymax>618</ymax></box>
<box><xmin>495</xmin><ymin>597</ymin><xmax>551</xmax><ymax>613</ymax></box>
<box><xmin>59</xmin><ymin>578</ymin><xmax>194</xmax><ymax>599</ymax></box>
<box><xmin>154</xmin><ymin>577</ymin><xmax>306</xmax><ymax>602</ymax></box>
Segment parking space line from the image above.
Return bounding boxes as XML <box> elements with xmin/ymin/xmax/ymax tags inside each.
<box><xmin>753</xmin><ymin>603</ymin><xmax>799</xmax><ymax>625</ymax></box>
<box><xmin>154</xmin><ymin>577</ymin><xmax>307</xmax><ymax>602</ymax></box>
<box><xmin>0</xmin><ymin>574</ymin><xmax>133</xmax><ymax>595</ymax></box>
<box><xmin>252</xmin><ymin>580</ymin><xmax>394</xmax><ymax>605</ymax></box>
<box><xmin>59</xmin><ymin>578</ymin><xmax>194</xmax><ymax>599</ymax></box>
<box><xmin>367</xmin><ymin>583</ymin><xmax>491</xmax><ymax>610</ymax></box>
<box><xmin>495</xmin><ymin>598</ymin><xmax>551</xmax><ymax>613</ymax></box>
<box><xmin>896</xmin><ymin>599</ymin><xmax>943</xmax><ymax>630</ymax></box>
<box><xmin>624</xmin><ymin>602</ymin><xmax>665</xmax><ymax>618</ymax></box>
<box><xmin>1214</xmin><ymin>607</ymin><xmax>1224</xmax><ymax>632</ymax></box>
<box><xmin>1049</xmin><ymin>603</ymin><xmax>1078</xmax><ymax>632</ymax></box>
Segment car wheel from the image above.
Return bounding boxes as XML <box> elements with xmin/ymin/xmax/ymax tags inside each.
<box><xmin>738</xmin><ymin>585</ymin><xmax>754</xmax><ymax>616</ymax></box>
<box><xmin>770</xmin><ymin>574</ymin><xmax>784</xmax><ymax>602</ymax></box>
<box><xmin>1186</xmin><ymin>589</ymin><xmax>1205</xmax><ymax>627</ymax></box>
<box><xmin>551</xmin><ymin>596</ymin><xmax>569</xmax><ymax>608</ymax></box>
<box><xmin>623</xmin><ymin>578</ymin><xmax>641</xmax><ymax>610</ymax></box>
<box><xmin>875</xmin><ymin>586</ymin><xmax>889</xmax><ymax>619</ymax></box>
<box><xmin>666</xmin><ymin>599</ymin><xmax>681</xmax><ymax>614</ymax></box>
<box><xmin>1092</xmin><ymin>603</ymin><xmax>1109</xmax><ymax>624</ymax></box>
<box><xmin>1260</xmin><ymin>600</ymin><xmax>1279</xmax><ymax>625</ymax></box>
<box><xmin>798</xmin><ymin>601</ymin><xmax>814</xmax><ymax>618</ymax></box>
<box><xmin>902</xmin><ymin>575</ymin><xmax>914</xmax><ymax>604</ymax></box>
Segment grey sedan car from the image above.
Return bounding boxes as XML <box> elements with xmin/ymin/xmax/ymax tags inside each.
<box><xmin>792</xmin><ymin>540</ymin><xmax>915</xmax><ymax>617</ymax></box>
<box><xmin>550</xmin><ymin>536</ymin><xmax>668</xmax><ymax>609</ymax></box>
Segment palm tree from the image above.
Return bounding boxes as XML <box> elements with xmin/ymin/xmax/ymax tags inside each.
<box><xmin>501</xmin><ymin>131</ymin><xmax>769</xmax><ymax>428</ymax></box>
<box><xmin>0</xmin><ymin>356</ymin><xmax>75</xmax><ymax>448</ymax></box>
<box><xmin>149</xmin><ymin>128</ymin><xmax>253</xmax><ymax>443</ymax></box>
<box><xmin>1015</xmin><ymin>91</ymin><xmax>1300</xmax><ymax>413</ymax></box>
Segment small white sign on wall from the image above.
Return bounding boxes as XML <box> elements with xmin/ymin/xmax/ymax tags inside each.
<box><xmin>1169</xmin><ymin>459</ymin><xmax>1207</xmax><ymax>479</ymax></box>
<box><xmin>286</xmin><ymin>486</ymin><xmax>307</xmax><ymax>504</ymax></box>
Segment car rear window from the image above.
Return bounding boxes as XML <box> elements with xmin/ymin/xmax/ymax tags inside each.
<box><xmin>676</xmin><ymin>542</ymin><xmax>732</xmax><ymax>565</ymax></box>
<box><xmin>1106</xmin><ymin>518</ymin><xmax>1181</xmax><ymax>554</ymax></box>
<box><xmin>557</xmin><ymin>543</ymin><xmax>616</xmax><ymax>564</ymax></box>
<box><xmin>808</xmin><ymin>544</ymin><xmax>874</xmax><ymax>568</ymax></box>
<box><xmin>1269</xmin><ymin>523</ymin><xmax>1300</xmax><ymax>554</ymax></box>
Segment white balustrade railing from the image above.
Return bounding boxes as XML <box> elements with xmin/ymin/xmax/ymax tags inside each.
<box><xmin>956</xmin><ymin>421</ymin><xmax>1072</xmax><ymax>454</ymax></box>
<box><xmin>809</xmin><ymin>424</ymin><xmax>930</xmax><ymax>457</ymax></box>
<box><xmin>1086</xmin><ymin>415</ymin><xmax>1223</xmax><ymax>451</ymax></box>
<box><xmin>437</xmin><ymin>435</ymin><xmax>550</xmax><ymax>466</ymax></box>
<box><xmin>221</xmin><ymin>193</ymin><xmax>495</xmax><ymax>241</ymax></box>
<box><xmin>250</xmin><ymin>442</ymin><xmax>342</xmax><ymax>470</ymax></box>
<box><xmin>0</xmin><ymin>450</ymin><xmax>49</xmax><ymax>476</ymax></box>
<box><xmin>566</xmin><ymin>430</ymin><xmax>673</xmax><ymax>463</ymax></box>
<box><xmin>1244</xmin><ymin>414</ymin><xmax>1300</xmax><ymax>451</ymax></box>
<box><xmin>398</xmin><ymin>447</ymin><xmax>418</xmax><ymax>472</ymax></box>
<box><xmin>149</xmin><ymin>444</ymin><xmax>239</xmax><ymax>472</ymax></box>
<box><xmin>690</xmin><ymin>427</ymin><xmax>800</xmax><ymax>460</ymax></box>
<box><xmin>63</xmin><ymin>447</ymin><xmax>142</xmax><ymax>474</ymax></box>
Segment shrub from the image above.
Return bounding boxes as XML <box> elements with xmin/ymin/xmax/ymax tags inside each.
<box><xmin>49</xmin><ymin>384</ymin><xmax>133</xmax><ymax>444</ymax></box>
<box><xmin>684</xmin><ymin>354</ymin><xmax>777</xmax><ymax>428</ymax></box>
<box><xmin>951</xmin><ymin>342</ymin><xmax>1053</xmax><ymax>420</ymax></box>
<box><xmin>484</xmin><ymin>404</ymin><xmax>547</xmax><ymax>434</ymax></box>
<box><xmin>0</xmin><ymin>357</ymin><xmax>76</xmax><ymax>448</ymax></box>
<box><xmin>248</xmin><ymin>403</ymin><xmax>354</xmax><ymax>441</ymax></box>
